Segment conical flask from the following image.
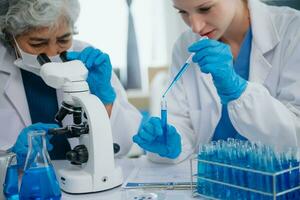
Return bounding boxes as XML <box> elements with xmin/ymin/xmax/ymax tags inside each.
<box><xmin>19</xmin><ymin>130</ymin><xmax>61</xmax><ymax>200</ymax></box>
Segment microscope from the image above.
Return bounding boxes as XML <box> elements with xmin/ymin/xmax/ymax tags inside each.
<box><xmin>37</xmin><ymin>54</ymin><xmax>123</xmax><ymax>194</ymax></box>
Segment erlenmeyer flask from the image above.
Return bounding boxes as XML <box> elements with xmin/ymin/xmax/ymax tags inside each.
<box><xmin>19</xmin><ymin>130</ymin><xmax>61</xmax><ymax>200</ymax></box>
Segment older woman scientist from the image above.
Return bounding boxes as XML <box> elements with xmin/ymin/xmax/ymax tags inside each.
<box><xmin>133</xmin><ymin>0</ymin><xmax>300</xmax><ymax>163</ymax></box>
<box><xmin>0</xmin><ymin>0</ymin><xmax>142</xmax><ymax>166</ymax></box>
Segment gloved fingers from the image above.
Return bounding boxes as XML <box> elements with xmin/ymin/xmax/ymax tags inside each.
<box><xmin>166</xmin><ymin>132</ymin><xmax>181</xmax><ymax>159</ymax></box>
<box><xmin>66</xmin><ymin>47</ymin><xmax>93</xmax><ymax>62</ymax></box>
<box><xmin>195</xmin><ymin>55</ymin><xmax>224</xmax><ymax>67</ymax></box>
<box><xmin>86</xmin><ymin>48</ymin><xmax>101</xmax><ymax>69</ymax></box>
<box><xmin>66</xmin><ymin>51</ymin><xmax>80</xmax><ymax>60</ymax></box>
<box><xmin>141</xmin><ymin>123</ymin><xmax>162</xmax><ymax>142</ymax></box>
<box><xmin>192</xmin><ymin>45</ymin><xmax>226</xmax><ymax>63</ymax></box>
<box><xmin>188</xmin><ymin>39</ymin><xmax>220</xmax><ymax>53</ymax></box>
<box><xmin>12</xmin><ymin>142</ymin><xmax>28</xmax><ymax>156</ymax></box>
<box><xmin>133</xmin><ymin>134</ymin><xmax>167</xmax><ymax>155</ymax></box>
<box><xmin>94</xmin><ymin>53</ymin><xmax>110</xmax><ymax>67</ymax></box>
<box><xmin>200</xmin><ymin>61</ymin><xmax>231</xmax><ymax>74</ymax></box>
<box><xmin>166</xmin><ymin>146</ymin><xmax>181</xmax><ymax>159</ymax></box>
<box><xmin>137</xmin><ymin>128</ymin><xmax>157</xmax><ymax>143</ymax></box>
<box><xmin>29</xmin><ymin>122</ymin><xmax>46</xmax><ymax>130</ymax></box>
<box><xmin>148</xmin><ymin>117</ymin><xmax>164</xmax><ymax>137</ymax></box>
<box><xmin>12</xmin><ymin>131</ymin><xmax>29</xmax><ymax>154</ymax></box>
<box><xmin>192</xmin><ymin>48</ymin><xmax>215</xmax><ymax>63</ymax></box>
<box><xmin>198</xmin><ymin>56</ymin><xmax>231</xmax><ymax>70</ymax></box>
<box><xmin>166</xmin><ymin>125</ymin><xmax>177</xmax><ymax>137</ymax></box>
<box><xmin>78</xmin><ymin>47</ymin><xmax>95</xmax><ymax>63</ymax></box>
<box><xmin>132</xmin><ymin>134</ymin><xmax>148</xmax><ymax>146</ymax></box>
<box><xmin>198</xmin><ymin>63</ymin><xmax>214</xmax><ymax>74</ymax></box>
<box><xmin>200</xmin><ymin>63</ymin><xmax>228</xmax><ymax>75</ymax></box>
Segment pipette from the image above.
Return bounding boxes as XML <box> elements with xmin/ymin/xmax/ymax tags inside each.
<box><xmin>162</xmin><ymin>36</ymin><xmax>208</xmax><ymax>98</ymax></box>
<box><xmin>161</xmin><ymin>36</ymin><xmax>207</xmax><ymax>143</ymax></box>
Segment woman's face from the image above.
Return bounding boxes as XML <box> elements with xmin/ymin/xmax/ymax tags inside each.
<box><xmin>15</xmin><ymin>18</ymin><xmax>73</xmax><ymax>57</ymax></box>
<box><xmin>172</xmin><ymin>0</ymin><xmax>239</xmax><ymax>39</ymax></box>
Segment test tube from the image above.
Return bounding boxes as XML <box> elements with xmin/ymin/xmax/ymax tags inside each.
<box><xmin>161</xmin><ymin>98</ymin><xmax>167</xmax><ymax>143</ymax></box>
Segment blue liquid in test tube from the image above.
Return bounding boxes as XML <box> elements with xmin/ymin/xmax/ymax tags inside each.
<box><xmin>161</xmin><ymin>98</ymin><xmax>167</xmax><ymax>143</ymax></box>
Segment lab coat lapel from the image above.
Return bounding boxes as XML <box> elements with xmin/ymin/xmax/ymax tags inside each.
<box><xmin>1</xmin><ymin>62</ymin><xmax>31</xmax><ymax>126</ymax></box>
<box><xmin>199</xmin><ymin>71</ymin><xmax>222</xmax><ymax>117</ymax></box>
<box><xmin>248</xmin><ymin>0</ymin><xmax>280</xmax><ymax>83</ymax></box>
<box><xmin>249</xmin><ymin>49</ymin><xmax>273</xmax><ymax>83</ymax></box>
<box><xmin>196</xmin><ymin>71</ymin><xmax>222</xmax><ymax>143</ymax></box>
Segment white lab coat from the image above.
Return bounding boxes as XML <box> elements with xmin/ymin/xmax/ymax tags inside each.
<box><xmin>0</xmin><ymin>40</ymin><xmax>142</xmax><ymax>157</ymax></box>
<box><xmin>149</xmin><ymin>0</ymin><xmax>300</xmax><ymax>163</ymax></box>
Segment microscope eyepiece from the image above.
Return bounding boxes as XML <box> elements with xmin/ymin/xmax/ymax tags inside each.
<box><xmin>37</xmin><ymin>53</ymin><xmax>51</xmax><ymax>65</ymax></box>
<box><xmin>60</xmin><ymin>51</ymin><xmax>68</xmax><ymax>62</ymax></box>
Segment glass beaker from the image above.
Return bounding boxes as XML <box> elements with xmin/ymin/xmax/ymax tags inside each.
<box><xmin>19</xmin><ymin>130</ymin><xmax>61</xmax><ymax>200</ymax></box>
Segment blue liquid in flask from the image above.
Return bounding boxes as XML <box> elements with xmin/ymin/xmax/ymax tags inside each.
<box><xmin>19</xmin><ymin>166</ymin><xmax>61</xmax><ymax>200</ymax></box>
<box><xmin>4</xmin><ymin>165</ymin><xmax>19</xmax><ymax>200</ymax></box>
<box><xmin>19</xmin><ymin>130</ymin><xmax>61</xmax><ymax>200</ymax></box>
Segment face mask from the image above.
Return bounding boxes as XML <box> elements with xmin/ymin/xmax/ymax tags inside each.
<box><xmin>13</xmin><ymin>37</ymin><xmax>72</xmax><ymax>76</ymax></box>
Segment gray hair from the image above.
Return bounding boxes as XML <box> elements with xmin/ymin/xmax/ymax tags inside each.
<box><xmin>0</xmin><ymin>0</ymin><xmax>80</xmax><ymax>45</ymax></box>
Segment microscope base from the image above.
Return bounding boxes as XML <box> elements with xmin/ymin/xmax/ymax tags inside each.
<box><xmin>57</xmin><ymin>166</ymin><xmax>123</xmax><ymax>194</ymax></box>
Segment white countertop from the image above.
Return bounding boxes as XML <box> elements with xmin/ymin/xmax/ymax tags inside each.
<box><xmin>53</xmin><ymin>157</ymin><xmax>197</xmax><ymax>200</ymax></box>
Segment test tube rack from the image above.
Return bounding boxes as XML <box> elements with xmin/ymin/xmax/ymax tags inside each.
<box><xmin>189</xmin><ymin>155</ymin><xmax>300</xmax><ymax>200</ymax></box>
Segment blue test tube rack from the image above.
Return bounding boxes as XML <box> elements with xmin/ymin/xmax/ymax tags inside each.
<box><xmin>189</xmin><ymin>139</ymin><xmax>300</xmax><ymax>200</ymax></box>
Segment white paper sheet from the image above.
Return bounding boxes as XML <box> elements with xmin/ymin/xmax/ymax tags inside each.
<box><xmin>122</xmin><ymin>156</ymin><xmax>196</xmax><ymax>189</ymax></box>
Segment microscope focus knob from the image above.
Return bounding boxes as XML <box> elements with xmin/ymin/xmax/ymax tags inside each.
<box><xmin>66</xmin><ymin>145</ymin><xmax>88</xmax><ymax>165</ymax></box>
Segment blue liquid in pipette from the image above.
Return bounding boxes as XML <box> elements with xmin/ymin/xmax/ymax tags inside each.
<box><xmin>162</xmin><ymin>36</ymin><xmax>208</xmax><ymax>98</ymax></box>
<box><xmin>19</xmin><ymin>166</ymin><xmax>61</xmax><ymax>200</ymax></box>
<box><xmin>162</xmin><ymin>62</ymin><xmax>190</xmax><ymax>98</ymax></box>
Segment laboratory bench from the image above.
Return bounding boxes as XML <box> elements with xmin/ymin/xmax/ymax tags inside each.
<box><xmin>53</xmin><ymin>156</ymin><xmax>197</xmax><ymax>200</ymax></box>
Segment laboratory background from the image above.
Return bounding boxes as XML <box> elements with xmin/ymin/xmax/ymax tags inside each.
<box><xmin>75</xmin><ymin>0</ymin><xmax>300</xmax><ymax>117</ymax></box>
<box><xmin>1</xmin><ymin>0</ymin><xmax>300</xmax><ymax>199</ymax></box>
<box><xmin>75</xmin><ymin>0</ymin><xmax>300</xmax><ymax>154</ymax></box>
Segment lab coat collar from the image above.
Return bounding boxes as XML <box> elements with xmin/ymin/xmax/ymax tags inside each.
<box><xmin>0</xmin><ymin>45</ymin><xmax>13</xmax><ymax>74</ymax></box>
<box><xmin>0</xmin><ymin>45</ymin><xmax>31</xmax><ymax>126</ymax></box>
<box><xmin>248</xmin><ymin>0</ymin><xmax>280</xmax><ymax>54</ymax></box>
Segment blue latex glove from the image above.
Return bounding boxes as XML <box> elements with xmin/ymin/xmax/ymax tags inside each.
<box><xmin>11</xmin><ymin>123</ymin><xmax>59</xmax><ymax>167</ymax></box>
<box><xmin>67</xmin><ymin>47</ymin><xmax>116</xmax><ymax>105</ymax></box>
<box><xmin>188</xmin><ymin>39</ymin><xmax>248</xmax><ymax>104</ymax></box>
<box><xmin>133</xmin><ymin>117</ymin><xmax>181</xmax><ymax>159</ymax></box>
